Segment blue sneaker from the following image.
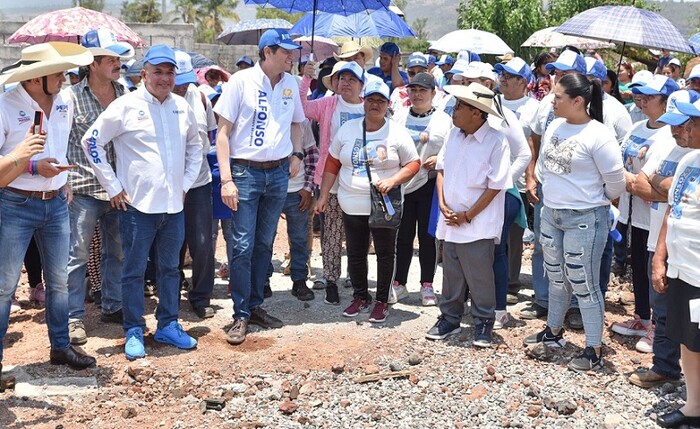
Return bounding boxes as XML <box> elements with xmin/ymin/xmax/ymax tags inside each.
<box><xmin>125</xmin><ymin>327</ymin><xmax>145</xmax><ymax>360</ymax></box>
<box><xmin>154</xmin><ymin>321</ymin><xmax>197</xmax><ymax>349</ymax></box>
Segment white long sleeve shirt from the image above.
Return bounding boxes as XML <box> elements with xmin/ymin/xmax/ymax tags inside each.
<box><xmin>82</xmin><ymin>86</ymin><xmax>202</xmax><ymax>214</ymax></box>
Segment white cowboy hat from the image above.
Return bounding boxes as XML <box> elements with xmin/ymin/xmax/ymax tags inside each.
<box><xmin>0</xmin><ymin>42</ymin><xmax>94</xmax><ymax>86</ymax></box>
<box><xmin>322</xmin><ymin>60</ymin><xmax>348</xmax><ymax>90</ymax></box>
<box><xmin>333</xmin><ymin>41</ymin><xmax>373</xmax><ymax>63</ymax></box>
<box><xmin>444</xmin><ymin>82</ymin><xmax>503</xmax><ymax>119</ymax></box>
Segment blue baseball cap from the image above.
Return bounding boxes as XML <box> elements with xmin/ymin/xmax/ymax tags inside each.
<box><xmin>676</xmin><ymin>97</ymin><xmax>700</xmax><ymax>117</ymax></box>
<box><xmin>406</xmin><ymin>53</ymin><xmax>428</xmax><ymax>69</ymax></box>
<box><xmin>335</xmin><ymin>61</ymin><xmax>365</xmax><ymax>83</ymax></box>
<box><xmin>632</xmin><ymin>74</ymin><xmax>679</xmax><ymax>96</ymax></box>
<box><xmin>379</xmin><ymin>42</ymin><xmax>400</xmax><ymax>57</ymax></box>
<box><xmin>364</xmin><ymin>80</ymin><xmax>390</xmax><ymax>100</ymax></box>
<box><xmin>494</xmin><ymin>57</ymin><xmax>532</xmax><ymax>81</ymax></box>
<box><xmin>236</xmin><ymin>55</ymin><xmax>254</xmax><ymax>67</ymax></box>
<box><xmin>258</xmin><ymin>29</ymin><xmax>301</xmax><ymax>51</ymax></box>
<box><xmin>174</xmin><ymin>51</ymin><xmax>197</xmax><ymax>86</ymax></box>
<box><xmin>584</xmin><ymin>58</ymin><xmax>607</xmax><ymax>82</ymax></box>
<box><xmin>82</xmin><ymin>28</ymin><xmax>134</xmax><ymax>58</ymax></box>
<box><xmin>628</xmin><ymin>70</ymin><xmax>653</xmax><ymax>88</ymax></box>
<box><xmin>658</xmin><ymin>90</ymin><xmax>700</xmax><ymax>126</ymax></box>
<box><xmin>428</xmin><ymin>55</ymin><xmax>437</xmax><ymax>64</ymax></box>
<box><xmin>199</xmin><ymin>84</ymin><xmax>222</xmax><ymax>101</ymax></box>
<box><xmin>544</xmin><ymin>50</ymin><xmax>586</xmax><ymax>74</ymax></box>
<box><xmin>144</xmin><ymin>44</ymin><xmax>177</xmax><ymax>67</ymax></box>
<box><xmin>436</xmin><ymin>54</ymin><xmax>454</xmax><ymax>66</ymax></box>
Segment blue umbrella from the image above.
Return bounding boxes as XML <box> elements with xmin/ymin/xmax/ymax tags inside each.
<box><xmin>555</xmin><ymin>6</ymin><xmax>693</xmax><ymax>54</ymax></box>
<box><xmin>290</xmin><ymin>9</ymin><xmax>416</xmax><ymax>39</ymax></box>
<box><xmin>217</xmin><ymin>18</ymin><xmax>293</xmax><ymax>45</ymax></box>
<box><xmin>689</xmin><ymin>32</ymin><xmax>700</xmax><ymax>55</ymax></box>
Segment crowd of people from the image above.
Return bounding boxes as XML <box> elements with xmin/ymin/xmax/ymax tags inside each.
<box><xmin>1</xmin><ymin>26</ymin><xmax>700</xmax><ymax>427</ymax></box>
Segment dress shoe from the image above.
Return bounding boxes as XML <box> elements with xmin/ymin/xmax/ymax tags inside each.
<box><xmin>656</xmin><ymin>409</ymin><xmax>700</xmax><ymax>428</ymax></box>
<box><xmin>192</xmin><ymin>305</ymin><xmax>215</xmax><ymax>319</ymax></box>
<box><xmin>100</xmin><ymin>309</ymin><xmax>124</xmax><ymax>324</ymax></box>
<box><xmin>249</xmin><ymin>307</ymin><xmax>283</xmax><ymax>329</ymax></box>
<box><xmin>50</xmin><ymin>346</ymin><xmax>96</xmax><ymax>370</ymax></box>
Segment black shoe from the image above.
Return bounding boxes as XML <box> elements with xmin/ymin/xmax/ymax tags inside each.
<box><xmin>144</xmin><ymin>280</ymin><xmax>156</xmax><ymax>297</ymax></box>
<box><xmin>656</xmin><ymin>409</ymin><xmax>700</xmax><ymax>428</ymax></box>
<box><xmin>100</xmin><ymin>309</ymin><xmax>123</xmax><ymax>324</ymax></box>
<box><xmin>226</xmin><ymin>319</ymin><xmax>248</xmax><ymax>345</ymax></box>
<box><xmin>520</xmin><ymin>302</ymin><xmax>548</xmax><ymax>319</ymax></box>
<box><xmin>324</xmin><ymin>281</ymin><xmax>340</xmax><ymax>305</ymax></box>
<box><xmin>264</xmin><ymin>279</ymin><xmax>273</xmax><ymax>298</ymax></box>
<box><xmin>567</xmin><ymin>346</ymin><xmax>603</xmax><ymax>372</ymax></box>
<box><xmin>473</xmin><ymin>318</ymin><xmax>494</xmax><ymax>348</ymax></box>
<box><xmin>249</xmin><ymin>307</ymin><xmax>283</xmax><ymax>329</ymax></box>
<box><xmin>524</xmin><ymin>326</ymin><xmax>566</xmax><ymax>347</ymax></box>
<box><xmin>192</xmin><ymin>305</ymin><xmax>215</xmax><ymax>319</ymax></box>
<box><xmin>180</xmin><ymin>278</ymin><xmax>191</xmax><ymax>292</ymax></box>
<box><xmin>92</xmin><ymin>290</ymin><xmax>102</xmax><ymax>307</ymax></box>
<box><xmin>425</xmin><ymin>316</ymin><xmax>461</xmax><ymax>340</ymax></box>
<box><xmin>50</xmin><ymin>345</ymin><xmax>96</xmax><ymax>370</ymax></box>
<box><xmin>291</xmin><ymin>279</ymin><xmax>314</xmax><ymax>301</ymax></box>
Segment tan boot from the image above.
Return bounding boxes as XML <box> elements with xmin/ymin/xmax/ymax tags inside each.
<box><xmin>628</xmin><ymin>369</ymin><xmax>681</xmax><ymax>389</ymax></box>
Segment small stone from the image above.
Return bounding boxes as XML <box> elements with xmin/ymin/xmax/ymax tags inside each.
<box><xmin>527</xmin><ymin>406</ymin><xmax>541</xmax><ymax>417</ymax></box>
<box><xmin>121</xmin><ymin>407</ymin><xmax>137</xmax><ymax>419</ymax></box>
<box><xmin>364</xmin><ymin>364</ymin><xmax>380</xmax><ymax>375</ymax></box>
<box><xmin>279</xmin><ymin>400</ymin><xmax>298</xmax><ymax>415</ymax></box>
<box><xmin>467</xmin><ymin>385</ymin><xmax>488</xmax><ymax>400</ymax></box>
<box><xmin>486</xmin><ymin>365</ymin><xmax>496</xmax><ymax>376</ymax></box>
<box><xmin>310</xmin><ymin>399</ymin><xmax>323</xmax><ymax>407</ymax></box>
<box><xmin>417</xmin><ymin>380</ymin><xmax>430</xmax><ymax>388</ymax></box>
<box><xmin>660</xmin><ymin>383</ymin><xmax>677</xmax><ymax>395</ymax></box>
<box><xmin>289</xmin><ymin>385</ymin><xmax>299</xmax><ymax>400</ymax></box>
<box><xmin>527</xmin><ymin>386</ymin><xmax>540</xmax><ymax>398</ymax></box>
<box><xmin>556</xmin><ymin>399</ymin><xmax>577</xmax><ymax>415</ymax></box>
<box><xmin>408</xmin><ymin>354</ymin><xmax>422</xmax><ymax>366</ymax></box>
<box><xmin>604</xmin><ymin>414</ymin><xmax>625</xmax><ymax>429</ymax></box>
<box><xmin>409</xmin><ymin>374</ymin><xmax>420</xmax><ymax>385</ymax></box>
<box><xmin>330</xmin><ymin>361</ymin><xmax>345</xmax><ymax>374</ymax></box>
<box><xmin>299</xmin><ymin>381</ymin><xmax>316</xmax><ymax>396</ymax></box>
<box><xmin>297</xmin><ymin>416</ymin><xmax>311</xmax><ymax>425</ymax></box>
<box><xmin>525</xmin><ymin>343</ymin><xmax>553</xmax><ymax>361</ymax></box>
<box><xmin>389</xmin><ymin>362</ymin><xmax>404</xmax><ymax>372</ymax></box>
<box><xmin>494</xmin><ymin>373</ymin><xmax>504</xmax><ymax>383</ymax></box>
<box><xmin>303</xmin><ymin>302</ymin><xmax>311</xmax><ymax>308</ymax></box>
<box><xmin>522</xmin><ymin>380</ymin><xmax>531</xmax><ymax>387</ymax></box>
<box><xmin>340</xmin><ymin>399</ymin><xmax>351</xmax><ymax>407</ymax></box>
<box><xmin>630</xmin><ymin>357</ymin><xmax>642</xmax><ymax>365</ymax></box>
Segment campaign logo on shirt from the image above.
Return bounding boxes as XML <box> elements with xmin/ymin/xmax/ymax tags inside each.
<box><xmin>622</xmin><ymin>134</ymin><xmax>651</xmax><ymax>172</ymax></box>
<box><xmin>340</xmin><ymin>112</ymin><xmax>364</xmax><ymax>127</ymax></box>
<box><xmin>282</xmin><ymin>88</ymin><xmax>293</xmax><ymax>106</ymax></box>
<box><xmin>17</xmin><ymin>110</ymin><xmax>31</xmax><ymax>125</ymax></box>
<box><xmin>55</xmin><ymin>104</ymin><xmax>69</xmax><ymax>113</ymax></box>
<box><xmin>543</xmin><ymin>109</ymin><xmax>556</xmax><ymax>134</ymax></box>
<box><xmin>406</xmin><ymin>123</ymin><xmax>428</xmax><ymax>145</ymax></box>
<box><xmin>85</xmin><ymin>128</ymin><xmax>102</xmax><ymax>164</ymax></box>
<box><xmin>137</xmin><ymin>110</ymin><xmax>149</xmax><ymax>121</ymax></box>
<box><xmin>351</xmin><ymin>138</ymin><xmax>387</xmax><ymax>177</ymax></box>
<box><xmin>250</xmin><ymin>90</ymin><xmax>269</xmax><ymax>146</ymax></box>
<box><xmin>651</xmin><ymin>160</ymin><xmax>680</xmax><ymax>210</ymax></box>
<box><xmin>670</xmin><ymin>166</ymin><xmax>700</xmax><ymax>219</ymax></box>
<box><xmin>173</xmin><ymin>109</ymin><xmax>184</xmax><ymax>114</ymax></box>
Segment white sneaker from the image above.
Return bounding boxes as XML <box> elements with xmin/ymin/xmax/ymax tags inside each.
<box><xmin>10</xmin><ymin>294</ymin><xmax>21</xmax><ymax>313</ymax></box>
<box><xmin>421</xmin><ymin>283</ymin><xmax>437</xmax><ymax>306</ymax></box>
<box><xmin>493</xmin><ymin>310</ymin><xmax>510</xmax><ymax>330</ymax></box>
<box><xmin>387</xmin><ymin>281</ymin><xmax>409</xmax><ymax>304</ymax></box>
<box><xmin>635</xmin><ymin>326</ymin><xmax>655</xmax><ymax>353</ymax></box>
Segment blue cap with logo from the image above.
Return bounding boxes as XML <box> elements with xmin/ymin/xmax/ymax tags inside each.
<box><xmin>82</xmin><ymin>28</ymin><xmax>134</xmax><ymax>58</ymax></box>
<box><xmin>584</xmin><ymin>58</ymin><xmax>607</xmax><ymax>82</ymax></box>
<box><xmin>494</xmin><ymin>57</ymin><xmax>532</xmax><ymax>81</ymax></box>
<box><xmin>632</xmin><ymin>74</ymin><xmax>680</xmax><ymax>96</ymax></box>
<box><xmin>144</xmin><ymin>44</ymin><xmax>177</xmax><ymax>67</ymax></box>
<box><xmin>174</xmin><ymin>50</ymin><xmax>197</xmax><ymax>86</ymax></box>
<box><xmin>658</xmin><ymin>90</ymin><xmax>700</xmax><ymax>126</ymax></box>
<box><xmin>406</xmin><ymin>53</ymin><xmax>428</xmax><ymax>69</ymax></box>
<box><xmin>335</xmin><ymin>61</ymin><xmax>365</xmax><ymax>83</ymax></box>
<box><xmin>364</xmin><ymin>80</ymin><xmax>391</xmax><ymax>100</ymax></box>
<box><xmin>428</xmin><ymin>55</ymin><xmax>438</xmax><ymax>64</ymax></box>
<box><xmin>544</xmin><ymin>50</ymin><xmax>586</xmax><ymax>74</ymax></box>
<box><xmin>236</xmin><ymin>55</ymin><xmax>254</xmax><ymax>67</ymax></box>
<box><xmin>436</xmin><ymin>54</ymin><xmax>455</xmax><ymax>66</ymax></box>
<box><xmin>258</xmin><ymin>29</ymin><xmax>301</xmax><ymax>51</ymax></box>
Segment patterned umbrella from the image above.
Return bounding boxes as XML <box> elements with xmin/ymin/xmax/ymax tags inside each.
<box><xmin>688</xmin><ymin>32</ymin><xmax>700</xmax><ymax>55</ymax></box>
<box><xmin>522</xmin><ymin>27</ymin><xmax>616</xmax><ymax>50</ymax></box>
<box><xmin>290</xmin><ymin>9</ymin><xmax>416</xmax><ymax>39</ymax></box>
<box><xmin>555</xmin><ymin>6</ymin><xmax>693</xmax><ymax>53</ymax></box>
<box><xmin>430</xmin><ymin>29</ymin><xmax>513</xmax><ymax>55</ymax></box>
<box><xmin>217</xmin><ymin>19</ymin><xmax>293</xmax><ymax>46</ymax></box>
<box><xmin>8</xmin><ymin>7</ymin><xmax>145</xmax><ymax>47</ymax></box>
<box><xmin>292</xmin><ymin>36</ymin><xmax>338</xmax><ymax>62</ymax></box>
<box><xmin>245</xmin><ymin>0</ymin><xmax>390</xmax><ymax>15</ymax></box>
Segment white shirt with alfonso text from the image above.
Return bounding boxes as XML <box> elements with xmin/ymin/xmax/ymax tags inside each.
<box><xmin>0</xmin><ymin>84</ymin><xmax>72</xmax><ymax>191</ymax></box>
<box><xmin>214</xmin><ymin>62</ymin><xmax>305</xmax><ymax>162</ymax></box>
<box><xmin>82</xmin><ymin>86</ymin><xmax>202</xmax><ymax>214</ymax></box>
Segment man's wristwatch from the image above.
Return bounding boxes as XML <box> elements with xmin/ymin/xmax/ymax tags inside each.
<box><xmin>291</xmin><ymin>151</ymin><xmax>305</xmax><ymax>160</ymax></box>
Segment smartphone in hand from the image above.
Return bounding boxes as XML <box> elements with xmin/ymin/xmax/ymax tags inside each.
<box><xmin>33</xmin><ymin>111</ymin><xmax>44</xmax><ymax>135</ymax></box>
<box><xmin>50</xmin><ymin>162</ymin><xmax>78</xmax><ymax>171</ymax></box>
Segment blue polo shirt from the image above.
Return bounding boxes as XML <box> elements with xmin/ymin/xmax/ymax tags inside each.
<box><xmin>367</xmin><ymin>67</ymin><xmax>408</xmax><ymax>92</ymax></box>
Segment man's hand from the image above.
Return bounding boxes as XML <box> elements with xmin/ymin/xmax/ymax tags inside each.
<box><xmin>289</xmin><ymin>156</ymin><xmax>302</xmax><ymax>178</ymax></box>
<box><xmin>110</xmin><ymin>190</ymin><xmax>131</xmax><ymax>211</ymax></box>
<box><xmin>298</xmin><ymin>189</ymin><xmax>313</xmax><ymax>211</ymax></box>
<box><xmin>525</xmin><ymin>176</ymin><xmax>539</xmax><ymax>204</ymax></box>
<box><xmin>61</xmin><ymin>183</ymin><xmax>73</xmax><ymax>205</ymax></box>
<box><xmin>36</xmin><ymin>158</ymin><xmax>61</xmax><ymax>178</ymax></box>
<box><xmin>14</xmin><ymin>126</ymin><xmax>46</xmax><ymax>162</ymax></box>
<box><xmin>221</xmin><ymin>181</ymin><xmax>239</xmax><ymax>211</ymax></box>
<box><xmin>391</xmin><ymin>52</ymin><xmax>401</xmax><ymax>70</ymax></box>
<box><xmin>423</xmin><ymin>156</ymin><xmax>437</xmax><ymax>171</ymax></box>
<box><xmin>651</xmin><ymin>253</ymin><xmax>669</xmax><ymax>294</ymax></box>
<box><xmin>303</xmin><ymin>61</ymin><xmax>317</xmax><ymax>78</ymax></box>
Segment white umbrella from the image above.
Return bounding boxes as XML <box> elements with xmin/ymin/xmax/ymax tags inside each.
<box><xmin>522</xmin><ymin>26</ymin><xmax>616</xmax><ymax>49</ymax></box>
<box><xmin>430</xmin><ymin>29</ymin><xmax>513</xmax><ymax>55</ymax></box>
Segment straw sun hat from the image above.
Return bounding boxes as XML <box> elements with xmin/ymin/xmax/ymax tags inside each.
<box><xmin>0</xmin><ymin>42</ymin><xmax>94</xmax><ymax>86</ymax></box>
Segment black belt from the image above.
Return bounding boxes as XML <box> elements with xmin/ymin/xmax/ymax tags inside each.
<box><xmin>231</xmin><ymin>157</ymin><xmax>287</xmax><ymax>170</ymax></box>
<box><xmin>5</xmin><ymin>187</ymin><xmax>60</xmax><ymax>200</ymax></box>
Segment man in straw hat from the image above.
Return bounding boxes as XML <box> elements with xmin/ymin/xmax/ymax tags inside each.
<box><xmin>0</xmin><ymin>42</ymin><xmax>98</xmax><ymax>374</ymax></box>
<box><xmin>333</xmin><ymin>40</ymin><xmax>383</xmax><ymax>90</ymax></box>
<box><xmin>82</xmin><ymin>44</ymin><xmax>202</xmax><ymax>360</ymax></box>
<box><xmin>425</xmin><ymin>82</ymin><xmax>512</xmax><ymax>348</ymax></box>
<box><xmin>63</xmin><ymin>28</ymin><xmax>135</xmax><ymax>346</ymax></box>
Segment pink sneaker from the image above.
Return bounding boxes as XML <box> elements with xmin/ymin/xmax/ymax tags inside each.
<box><xmin>217</xmin><ymin>264</ymin><xmax>230</xmax><ymax>280</ymax></box>
<box><xmin>342</xmin><ymin>298</ymin><xmax>371</xmax><ymax>317</ymax></box>
<box><xmin>369</xmin><ymin>302</ymin><xmax>388</xmax><ymax>323</ymax></box>
<box><xmin>421</xmin><ymin>282</ymin><xmax>437</xmax><ymax>306</ymax></box>
<box><xmin>612</xmin><ymin>315</ymin><xmax>650</xmax><ymax>337</ymax></box>
<box><xmin>635</xmin><ymin>325</ymin><xmax>655</xmax><ymax>353</ymax></box>
<box><xmin>29</xmin><ymin>282</ymin><xmax>46</xmax><ymax>306</ymax></box>
<box><xmin>10</xmin><ymin>294</ymin><xmax>21</xmax><ymax>313</ymax></box>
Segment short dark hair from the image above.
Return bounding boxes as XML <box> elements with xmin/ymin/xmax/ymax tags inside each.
<box><xmin>259</xmin><ymin>45</ymin><xmax>280</xmax><ymax>61</ymax></box>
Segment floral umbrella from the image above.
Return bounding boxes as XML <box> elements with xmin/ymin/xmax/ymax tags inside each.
<box><xmin>8</xmin><ymin>7</ymin><xmax>145</xmax><ymax>47</ymax></box>
<box><xmin>522</xmin><ymin>27</ymin><xmax>616</xmax><ymax>50</ymax></box>
<box><xmin>217</xmin><ymin>19</ymin><xmax>293</xmax><ymax>45</ymax></box>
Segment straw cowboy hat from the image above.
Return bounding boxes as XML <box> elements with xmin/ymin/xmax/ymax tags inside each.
<box><xmin>444</xmin><ymin>83</ymin><xmax>503</xmax><ymax>119</ymax></box>
<box><xmin>322</xmin><ymin>60</ymin><xmax>348</xmax><ymax>89</ymax></box>
<box><xmin>333</xmin><ymin>41</ymin><xmax>373</xmax><ymax>63</ymax></box>
<box><xmin>0</xmin><ymin>42</ymin><xmax>94</xmax><ymax>86</ymax></box>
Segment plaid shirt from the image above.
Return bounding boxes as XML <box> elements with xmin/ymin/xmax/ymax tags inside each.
<box><xmin>67</xmin><ymin>78</ymin><xmax>125</xmax><ymax>201</ymax></box>
<box><xmin>303</xmin><ymin>143</ymin><xmax>319</xmax><ymax>194</ymax></box>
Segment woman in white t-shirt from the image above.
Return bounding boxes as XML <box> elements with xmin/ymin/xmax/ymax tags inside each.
<box><xmin>524</xmin><ymin>73</ymin><xmax>626</xmax><ymax>372</ymax></box>
<box><xmin>315</xmin><ymin>81</ymin><xmax>420</xmax><ymax>324</ymax></box>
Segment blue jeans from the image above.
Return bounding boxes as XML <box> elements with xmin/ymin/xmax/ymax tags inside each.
<box><xmin>183</xmin><ymin>183</ymin><xmax>215</xmax><ymax>309</ymax></box>
<box><xmin>541</xmin><ymin>206</ymin><xmax>608</xmax><ymax>348</ymax></box>
<box><xmin>648</xmin><ymin>252</ymin><xmax>681</xmax><ymax>379</ymax></box>
<box><xmin>212</xmin><ymin>219</ymin><xmax>234</xmax><ymax>265</ymax></box>
<box><xmin>119</xmin><ymin>206</ymin><xmax>184</xmax><ymax>331</ymax></box>
<box><xmin>67</xmin><ymin>194</ymin><xmax>123</xmax><ymax>319</ymax></box>
<box><xmin>531</xmin><ymin>184</ymin><xmax>549</xmax><ymax>308</ymax></box>
<box><xmin>494</xmin><ymin>192</ymin><xmax>521</xmax><ymax>311</ymax></box>
<box><xmin>0</xmin><ymin>189</ymin><xmax>71</xmax><ymax>361</ymax></box>
<box><xmin>281</xmin><ymin>192</ymin><xmax>310</xmax><ymax>282</ymax></box>
<box><xmin>228</xmin><ymin>161</ymin><xmax>289</xmax><ymax>319</ymax></box>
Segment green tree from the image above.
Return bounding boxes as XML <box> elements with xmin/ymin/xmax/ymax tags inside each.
<box><xmin>72</xmin><ymin>0</ymin><xmax>105</xmax><ymax>11</ymax></box>
<box><xmin>174</xmin><ymin>0</ymin><xmax>240</xmax><ymax>43</ymax></box>
<box><xmin>255</xmin><ymin>6</ymin><xmax>304</xmax><ymax>24</ymax></box>
<box><xmin>398</xmin><ymin>17</ymin><xmax>430</xmax><ymax>54</ymax></box>
<box><xmin>545</xmin><ymin>0</ymin><xmax>657</xmax><ymax>27</ymax></box>
<box><xmin>121</xmin><ymin>0</ymin><xmax>162</xmax><ymax>23</ymax></box>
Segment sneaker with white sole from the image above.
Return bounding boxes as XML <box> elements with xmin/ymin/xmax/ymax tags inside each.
<box><xmin>635</xmin><ymin>325</ymin><xmax>655</xmax><ymax>353</ymax></box>
<box><xmin>524</xmin><ymin>326</ymin><xmax>567</xmax><ymax>348</ymax></box>
<box><xmin>420</xmin><ymin>283</ymin><xmax>437</xmax><ymax>306</ymax></box>
<box><xmin>368</xmin><ymin>302</ymin><xmax>388</xmax><ymax>323</ymax></box>
<box><xmin>568</xmin><ymin>346</ymin><xmax>604</xmax><ymax>372</ymax></box>
<box><xmin>342</xmin><ymin>298</ymin><xmax>371</xmax><ymax>317</ymax></box>
<box><xmin>10</xmin><ymin>294</ymin><xmax>21</xmax><ymax>313</ymax></box>
<box><xmin>493</xmin><ymin>310</ymin><xmax>510</xmax><ymax>330</ymax></box>
<box><xmin>612</xmin><ymin>315</ymin><xmax>650</xmax><ymax>337</ymax></box>
<box><xmin>29</xmin><ymin>282</ymin><xmax>46</xmax><ymax>306</ymax></box>
<box><xmin>426</xmin><ymin>316</ymin><xmax>461</xmax><ymax>340</ymax></box>
<box><xmin>387</xmin><ymin>281</ymin><xmax>409</xmax><ymax>304</ymax></box>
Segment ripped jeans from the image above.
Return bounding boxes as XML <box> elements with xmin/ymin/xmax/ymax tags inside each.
<box><xmin>540</xmin><ymin>205</ymin><xmax>609</xmax><ymax>347</ymax></box>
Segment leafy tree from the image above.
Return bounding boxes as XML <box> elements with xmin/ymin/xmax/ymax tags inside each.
<box><xmin>174</xmin><ymin>0</ymin><xmax>240</xmax><ymax>43</ymax></box>
<box><xmin>545</xmin><ymin>0</ymin><xmax>657</xmax><ymax>27</ymax></box>
<box><xmin>121</xmin><ymin>0</ymin><xmax>162</xmax><ymax>23</ymax></box>
<box><xmin>398</xmin><ymin>17</ymin><xmax>430</xmax><ymax>54</ymax></box>
<box><xmin>255</xmin><ymin>6</ymin><xmax>304</xmax><ymax>24</ymax></box>
<box><xmin>72</xmin><ymin>0</ymin><xmax>105</xmax><ymax>11</ymax></box>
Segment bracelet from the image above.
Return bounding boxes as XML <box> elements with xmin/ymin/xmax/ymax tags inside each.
<box><xmin>27</xmin><ymin>160</ymin><xmax>33</xmax><ymax>174</ymax></box>
<box><xmin>221</xmin><ymin>179</ymin><xmax>233</xmax><ymax>185</ymax></box>
<box><xmin>7</xmin><ymin>154</ymin><xmax>19</xmax><ymax>167</ymax></box>
<box><xmin>32</xmin><ymin>160</ymin><xmax>39</xmax><ymax>176</ymax></box>
<box><xmin>464</xmin><ymin>211</ymin><xmax>472</xmax><ymax>224</ymax></box>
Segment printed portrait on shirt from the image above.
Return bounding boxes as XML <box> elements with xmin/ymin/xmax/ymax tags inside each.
<box><xmin>406</xmin><ymin>123</ymin><xmax>429</xmax><ymax>145</ymax></box>
<box><xmin>670</xmin><ymin>165</ymin><xmax>700</xmax><ymax>219</ymax></box>
<box><xmin>351</xmin><ymin>138</ymin><xmax>389</xmax><ymax>176</ymax></box>
<box><xmin>651</xmin><ymin>159</ymin><xmax>680</xmax><ymax>210</ymax></box>
<box><xmin>622</xmin><ymin>134</ymin><xmax>651</xmax><ymax>173</ymax></box>
<box><xmin>541</xmin><ymin>133</ymin><xmax>576</xmax><ymax>175</ymax></box>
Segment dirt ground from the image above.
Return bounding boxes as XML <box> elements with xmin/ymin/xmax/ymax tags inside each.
<box><xmin>1</xmin><ymin>217</ymin><xmax>651</xmax><ymax>429</ymax></box>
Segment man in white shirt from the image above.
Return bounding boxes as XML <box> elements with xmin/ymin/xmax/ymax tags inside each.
<box><xmin>172</xmin><ymin>51</ymin><xmax>217</xmax><ymax>320</ymax></box>
<box><xmin>215</xmin><ymin>29</ymin><xmax>306</xmax><ymax>345</ymax></box>
<box><xmin>0</xmin><ymin>42</ymin><xmax>97</xmax><ymax>372</ymax></box>
<box><xmin>83</xmin><ymin>45</ymin><xmax>202</xmax><ymax>360</ymax></box>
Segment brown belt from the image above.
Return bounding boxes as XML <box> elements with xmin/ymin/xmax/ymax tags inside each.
<box><xmin>5</xmin><ymin>187</ymin><xmax>60</xmax><ymax>200</ymax></box>
<box><xmin>231</xmin><ymin>157</ymin><xmax>287</xmax><ymax>170</ymax></box>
